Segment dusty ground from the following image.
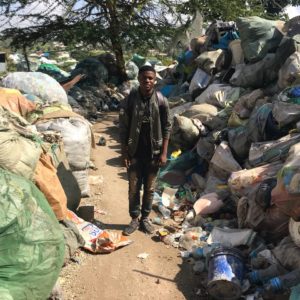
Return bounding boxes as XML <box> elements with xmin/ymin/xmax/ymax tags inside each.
<box><xmin>59</xmin><ymin>113</ymin><xmax>201</xmax><ymax>300</ymax></box>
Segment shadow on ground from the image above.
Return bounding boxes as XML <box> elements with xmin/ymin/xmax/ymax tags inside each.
<box><xmin>132</xmin><ymin>261</ymin><xmax>204</xmax><ymax>300</ymax></box>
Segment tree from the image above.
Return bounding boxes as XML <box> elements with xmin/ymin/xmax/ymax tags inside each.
<box><xmin>0</xmin><ymin>0</ymin><xmax>180</xmax><ymax>82</ymax></box>
<box><xmin>1</xmin><ymin>0</ymin><xmax>300</xmax><ymax>83</ymax></box>
<box><xmin>176</xmin><ymin>0</ymin><xmax>300</xmax><ymax>20</ymax></box>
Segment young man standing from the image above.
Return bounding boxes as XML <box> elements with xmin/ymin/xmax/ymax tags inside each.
<box><xmin>119</xmin><ymin>65</ymin><xmax>171</xmax><ymax>235</ymax></box>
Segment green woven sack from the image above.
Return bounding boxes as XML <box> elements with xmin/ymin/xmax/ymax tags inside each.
<box><xmin>0</xmin><ymin>169</ymin><xmax>65</xmax><ymax>300</ymax></box>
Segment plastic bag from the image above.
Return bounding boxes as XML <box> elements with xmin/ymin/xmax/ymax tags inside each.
<box><xmin>188</xmin><ymin>68</ymin><xmax>211</xmax><ymax>94</ymax></box>
<box><xmin>171</xmin><ymin>115</ymin><xmax>201</xmax><ymax>149</ymax></box>
<box><xmin>272</xmin><ymin>89</ymin><xmax>300</xmax><ymax>126</ymax></box>
<box><xmin>193</xmin><ymin>193</ymin><xmax>224</xmax><ymax>216</ymax></box>
<box><xmin>194</xmin><ymin>49</ymin><xmax>224</xmax><ymax>73</ymax></box>
<box><xmin>211</xmin><ymin>141</ymin><xmax>241</xmax><ymax>173</ymax></box>
<box><xmin>0</xmin><ymin>169</ymin><xmax>64</xmax><ymax>300</ymax></box>
<box><xmin>229</xmin><ymin>161</ymin><xmax>283</xmax><ymax>196</ymax></box>
<box><xmin>181</xmin><ymin>103</ymin><xmax>218</xmax><ymax>125</ymax></box>
<box><xmin>196</xmin><ymin>83</ymin><xmax>241</xmax><ymax>108</ymax></box>
<box><xmin>248</xmin><ymin>133</ymin><xmax>300</xmax><ymax>167</ymax></box>
<box><xmin>66</xmin><ymin>210</ymin><xmax>132</xmax><ymax>254</ymax></box>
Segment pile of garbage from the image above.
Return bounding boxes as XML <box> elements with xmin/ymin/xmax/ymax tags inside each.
<box><xmin>147</xmin><ymin>16</ymin><xmax>300</xmax><ymax>300</ymax></box>
<box><xmin>0</xmin><ymin>71</ymin><xmax>132</xmax><ymax>299</ymax></box>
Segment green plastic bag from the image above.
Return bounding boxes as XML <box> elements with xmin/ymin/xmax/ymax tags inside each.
<box><xmin>0</xmin><ymin>169</ymin><xmax>65</xmax><ymax>300</ymax></box>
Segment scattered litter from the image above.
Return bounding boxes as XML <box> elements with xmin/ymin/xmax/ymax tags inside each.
<box><xmin>137</xmin><ymin>253</ymin><xmax>149</xmax><ymax>260</ymax></box>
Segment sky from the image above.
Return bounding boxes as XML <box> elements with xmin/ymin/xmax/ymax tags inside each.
<box><xmin>0</xmin><ymin>1</ymin><xmax>65</xmax><ymax>30</ymax></box>
<box><xmin>285</xmin><ymin>5</ymin><xmax>300</xmax><ymax>18</ymax></box>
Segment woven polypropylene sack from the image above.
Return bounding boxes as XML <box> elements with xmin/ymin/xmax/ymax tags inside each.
<box><xmin>0</xmin><ymin>169</ymin><xmax>65</xmax><ymax>300</ymax></box>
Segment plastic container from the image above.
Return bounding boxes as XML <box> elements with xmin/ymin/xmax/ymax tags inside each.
<box><xmin>207</xmin><ymin>247</ymin><xmax>245</xmax><ymax>300</ymax></box>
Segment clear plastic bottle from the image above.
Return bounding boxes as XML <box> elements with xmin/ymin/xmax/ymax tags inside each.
<box><xmin>189</xmin><ymin>243</ymin><xmax>221</xmax><ymax>259</ymax></box>
<box><xmin>158</xmin><ymin>203</ymin><xmax>171</xmax><ymax>219</ymax></box>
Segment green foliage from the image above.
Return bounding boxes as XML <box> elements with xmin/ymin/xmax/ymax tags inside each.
<box><xmin>1</xmin><ymin>0</ymin><xmax>300</xmax><ymax>82</ymax></box>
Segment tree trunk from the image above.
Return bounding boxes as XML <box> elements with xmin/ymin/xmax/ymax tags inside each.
<box><xmin>106</xmin><ymin>1</ymin><xmax>128</xmax><ymax>83</ymax></box>
<box><xmin>23</xmin><ymin>45</ymin><xmax>31</xmax><ymax>71</ymax></box>
<box><xmin>111</xmin><ymin>37</ymin><xmax>128</xmax><ymax>83</ymax></box>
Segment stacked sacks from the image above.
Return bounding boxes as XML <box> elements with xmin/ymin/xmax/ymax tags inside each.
<box><xmin>1</xmin><ymin>71</ymin><xmax>94</xmax><ymax>200</ymax></box>
<box><xmin>35</xmin><ymin>117</ymin><xmax>93</xmax><ymax>198</ymax></box>
<box><xmin>152</xmin><ymin>15</ymin><xmax>300</xmax><ymax>298</ymax></box>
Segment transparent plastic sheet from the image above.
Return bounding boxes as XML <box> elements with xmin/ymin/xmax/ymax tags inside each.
<box><xmin>0</xmin><ymin>168</ymin><xmax>65</xmax><ymax>300</ymax></box>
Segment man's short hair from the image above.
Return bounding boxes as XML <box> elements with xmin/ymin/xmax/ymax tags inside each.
<box><xmin>138</xmin><ymin>65</ymin><xmax>156</xmax><ymax>75</ymax></box>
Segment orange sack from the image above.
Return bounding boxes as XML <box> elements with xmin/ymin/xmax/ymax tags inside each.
<box><xmin>34</xmin><ymin>152</ymin><xmax>67</xmax><ymax>220</ymax></box>
<box><xmin>0</xmin><ymin>88</ymin><xmax>36</xmax><ymax>116</ymax></box>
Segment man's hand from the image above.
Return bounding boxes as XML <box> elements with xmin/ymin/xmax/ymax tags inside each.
<box><xmin>123</xmin><ymin>155</ymin><xmax>130</xmax><ymax>169</ymax></box>
<box><xmin>158</xmin><ymin>153</ymin><xmax>167</xmax><ymax>167</ymax></box>
<box><xmin>121</xmin><ymin>145</ymin><xmax>130</xmax><ymax>169</ymax></box>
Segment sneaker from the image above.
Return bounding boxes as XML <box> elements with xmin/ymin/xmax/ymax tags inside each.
<box><xmin>123</xmin><ymin>218</ymin><xmax>139</xmax><ymax>236</ymax></box>
<box><xmin>140</xmin><ymin>218</ymin><xmax>154</xmax><ymax>234</ymax></box>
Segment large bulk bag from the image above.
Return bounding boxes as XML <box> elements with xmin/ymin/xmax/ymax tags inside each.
<box><xmin>0</xmin><ymin>130</ymin><xmax>42</xmax><ymax>180</ymax></box>
<box><xmin>230</xmin><ymin>54</ymin><xmax>278</xmax><ymax>88</ymax></box>
<box><xmin>170</xmin><ymin>115</ymin><xmax>202</xmax><ymax>149</ymax></box>
<box><xmin>278</xmin><ymin>52</ymin><xmax>300</xmax><ymax>89</ymax></box>
<box><xmin>195</xmin><ymin>84</ymin><xmax>241</xmax><ymax>108</ymax></box>
<box><xmin>236</xmin><ymin>16</ymin><xmax>284</xmax><ymax>63</ymax></box>
<box><xmin>0</xmin><ymin>169</ymin><xmax>64</xmax><ymax>300</ymax></box>
<box><xmin>271</xmin><ymin>143</ymin><xmax>300</xmax><ymax>220</ymax></box>
<box><xmin>36</xmin><ymin>117</ymin><xmax>91</xmax><ymax>171</ymax></box>
<box><xmin>2</xmin><ymin>72</ymin><xmax>68</xmax><ymax>104</ymax></box>
<box><xmin>72</xmin><ymin>58</ymin><xmax>108</xmax><ymax>85</ymax></box>
<box><xmin>194</xmin><ymin>49</ymin><xmax>225</xmax><ymax>73</ymax></box>
<box><xmin>272</xmin><ymin>86</ymin><xmax>300</xmax><ymax>126</ymax></box>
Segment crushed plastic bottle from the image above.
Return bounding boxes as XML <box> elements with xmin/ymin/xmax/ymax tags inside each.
<box><xmin>158</xmin><ymin>203</ymin><xmax>171</xmax><ymax>219</ymax></box>
<box><xmin>153</xmin><ymin>192</ymin><xmax>162</xmax><ymax>204</ymax></box>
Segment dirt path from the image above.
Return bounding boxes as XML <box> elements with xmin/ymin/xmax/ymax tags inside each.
<box><xmin>60</xmin><ymin>113</ymin><xmax>199</xmax><ymax>300</ymax></box>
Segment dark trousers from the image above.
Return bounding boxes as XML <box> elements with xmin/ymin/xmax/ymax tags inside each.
<box><xmin>127</xmin><ymin>158</ymin><xmax>159</xmax><ymax>219</ymax></box>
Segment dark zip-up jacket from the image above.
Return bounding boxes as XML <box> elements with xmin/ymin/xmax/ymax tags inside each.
<box><xmin>119</xmin><ymin>88</ymin><xmax>171</xmax><ymax>158</ymax></box>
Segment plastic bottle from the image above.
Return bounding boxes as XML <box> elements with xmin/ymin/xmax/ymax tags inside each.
<box><xmin>189</xmin><ymin>244</ymin><xmax>221</xmax><ymax>260</ymax></box>
<box><xmin>248</xmin><ymin>264</ymin><xmax>287</xmax><ymax>284</ymax></box>
<box><xmin>153</xmin><ymin>192</ymin><xmax>162</xmax><ymax>204</ymax></box>
<box><xmin>158</xmin><ymin>203</ymin><xmax>171</xmax><ymax>219</ymax></box>
<box><xmin>263</xmin><ymin>269</ymin><xmax>300</xmax><ymax>293</ymax></box>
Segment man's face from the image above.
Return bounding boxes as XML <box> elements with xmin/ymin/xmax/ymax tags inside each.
<box><xmin>138</xmin><ymin>70</ymin><xmax>156</xmax><ymax>95</ymax></box>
